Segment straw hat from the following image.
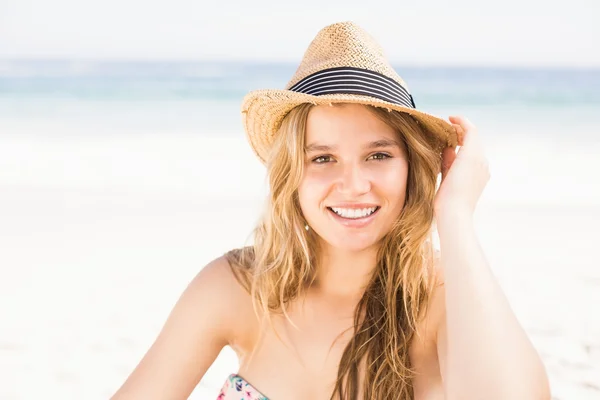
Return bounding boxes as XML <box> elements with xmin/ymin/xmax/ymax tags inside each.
<box><xmin>241</xmin><ymin>21</ymin><xmax>458</xmax><ymax>164</ymax></box>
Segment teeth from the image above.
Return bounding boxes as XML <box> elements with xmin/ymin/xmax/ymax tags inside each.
<box><xmin>331</xmin><ymin>207</ymin><xmax>377</xmax><ymax>219</ymax></box>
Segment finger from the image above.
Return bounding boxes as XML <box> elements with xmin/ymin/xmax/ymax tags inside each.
<box><xmin>449</xmin><ymin>115</ymin><xmax>476</xmax><ymax>133</ymax></box>
<box><xmin>440</xmin><ymin>146</ymin><xmax>456</xmax><ymax>181</ymax></box>
<box><xmin>450</xmin><ymin>123</ymin><xmax>466</xmax><ymax>146</ymax></box>
<box><xmin>449</xmin><ymin>115</ymin><xmax>483</xmax><ymax>155</ymax></box>
<box><xmin>449</xmin><ymin>116</ymin><xmax>476</xmax><ymax>146</ymax></box>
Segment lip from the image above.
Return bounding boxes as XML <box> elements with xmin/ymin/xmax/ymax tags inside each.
<box><xmin>327</xmin><ymin>203</ymin><xmax>379</xmax><ymax>209</ymax></box>
<box><xmin>326</xmin><ymin>206</ymin><xmax>380</xmax><ymax>228</ymax></box>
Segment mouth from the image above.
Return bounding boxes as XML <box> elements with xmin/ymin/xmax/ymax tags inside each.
<box><xmin>325</xmin><ymin>206</ymin><xmax>381</xmax><ymax>228</ymax></box>
<box><xmin>326</xmin><ymin>206</ymin><xmax>380</xmax><ymax>219</ymax></box>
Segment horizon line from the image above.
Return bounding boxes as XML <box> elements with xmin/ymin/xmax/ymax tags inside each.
<box><xmin>0</xmin><ymin>57</ymin><xmax>599</xmax><ymax>71</ymax></box>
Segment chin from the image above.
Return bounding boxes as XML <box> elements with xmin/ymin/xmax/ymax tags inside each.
<box><xmin>319</xmin><ymin>233</ymin><xmax>381</xmax><ymax>254</ymax></box>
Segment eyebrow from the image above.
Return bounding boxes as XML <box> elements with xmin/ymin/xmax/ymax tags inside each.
<box><xmin>305</xmin><ymin>138</ymin><xmax>402</xmax><ymax>153</ymax></box>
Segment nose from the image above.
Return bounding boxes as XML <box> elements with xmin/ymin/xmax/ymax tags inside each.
<box><xmin>337</xmin><ymin>162</ymin><xmax>371</xmax><ymax>197</ymax></box>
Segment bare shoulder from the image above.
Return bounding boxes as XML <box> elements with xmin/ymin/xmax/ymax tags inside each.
<box><xmin>187</xmin><ymin>252</ymin><xmax>257</xmax><ymax>345</ymax></box>
<box><xmin>110</xmin><ymin>252</ymin><xmax>255</xmax><ymax>400</ymax></box>
<box><xmin>429</xmin><ymin>249</ymin><xmax>446</xmax><ymax>341</ymax></box>
<box><xmin>414</xmin><ymin>249</ymin><xmax>446</xmax><ymax>340</ymax></box>
<box><xmin>410</xmin><ymin>249</ymin><xmax>446</xmax><ymax>360</ymax></box>
<box><xmin>410</xmin><ymin>249</ymin><xmax>447</xmax><ymax>399</ymax></box>
<box><xmin>193</xmin><ymin>253</ymin><xmax>251</xmax><ymax>308</ymax></box>
<box><xmin>424</xmin><ymin>249</ymin><xmax>448</xmax><ymax>374</ymax></box>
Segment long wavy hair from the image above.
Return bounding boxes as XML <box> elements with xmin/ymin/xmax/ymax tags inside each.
<box><xmin>226</xmin><ymin>102</ymin><xmax>444</xmax><ymax>399</ymax></box>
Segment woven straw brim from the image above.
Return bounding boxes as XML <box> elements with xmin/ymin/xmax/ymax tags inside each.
<box><xmin>242</xmin><ymin>89</ymin><xmax>459</xmax><ymax>164</ymax></box>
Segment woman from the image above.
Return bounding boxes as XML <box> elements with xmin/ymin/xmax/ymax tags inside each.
<box><xmin>111</xmin><ymin>22</ymin><xmax>550</xmax><ymax>399</ymax></box>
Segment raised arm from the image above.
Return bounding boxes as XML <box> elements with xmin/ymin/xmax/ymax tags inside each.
<box><xmin>111</xmin><ymin>256</ymin><xmax>242</xmax><ymax>399</ymax></box>
<box><xmin>433</xmin><ymin>115</ymin><xmax>550</xmax><ymax>399</ymax></box>
<box><xmin>434</xmin><ymin>215</ymin><xmax>550</xmax><ymax>399</ymax></box>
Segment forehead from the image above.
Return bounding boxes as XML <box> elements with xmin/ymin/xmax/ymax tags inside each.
<box><xmin>305</xmin><ymin>103</ymin><xmax>397</xmax><ymax>143</ymax></box>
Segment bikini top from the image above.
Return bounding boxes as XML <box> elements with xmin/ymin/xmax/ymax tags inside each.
<box><xmin>217</xmin><ymin>373</ymin><xmax>269</xmax><ymax>400</ymax></box>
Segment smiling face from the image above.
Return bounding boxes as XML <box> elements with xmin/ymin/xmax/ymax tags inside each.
<box><xmin>297</xmin><ymin>103</ymin><xmax>409</xmax><ymax>253</ymax></box>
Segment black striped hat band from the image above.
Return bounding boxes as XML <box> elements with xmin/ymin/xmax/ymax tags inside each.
<box><xmin>288</xmin><ymin>66</ymin><xmax>416</xmax><ymax>109</ymax></box>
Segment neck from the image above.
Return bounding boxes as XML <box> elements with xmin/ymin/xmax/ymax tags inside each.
<box><xmin>311</xmin><ymin>243</ymin><xmax>379</xmax><ymax>301</ymax></box>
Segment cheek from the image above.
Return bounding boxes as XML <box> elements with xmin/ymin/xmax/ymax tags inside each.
<box><xmin>373</xmin><ymin>163</ymin><xmax>408</xmax><ymax>201</ymax></box>
<box><xmin>298</xmin><ymin>172</ymin><xmax>330</xmax><ymax>212</ymax></box>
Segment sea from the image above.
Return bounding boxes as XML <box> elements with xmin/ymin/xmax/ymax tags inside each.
<box><xmin>1</xmin><ymin>59</ymin><xmax>599</xmax><ymax>136</ymax></box>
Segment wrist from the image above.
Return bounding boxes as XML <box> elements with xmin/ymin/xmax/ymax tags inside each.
<box><xmin>434</xmin><ymin>207</ymin><xmax>474</xmax><ymax>228</ymax></box>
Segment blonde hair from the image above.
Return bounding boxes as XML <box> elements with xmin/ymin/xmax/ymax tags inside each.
<box><xmin>226</xmin><ymin>103</ymin><xmax>443</xmax><ymax>399</ymax></box>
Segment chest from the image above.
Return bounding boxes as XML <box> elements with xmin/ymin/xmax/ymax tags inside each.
<box><xmin>230</xmin><ymin>296</ymin><xmax>441</xmax><ymax>400</ymax></box>
<box><xmin>235</xmin><ymin>312</ymin><xmax>359</xmax><ymax>400</ymax></box>
<box><xmin>233</xmin><ymin>318</ymin><xmax>436</xmax><ymax>400</ymax></box>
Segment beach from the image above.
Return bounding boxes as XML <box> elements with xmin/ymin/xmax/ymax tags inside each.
<box><xmin>1</xmin><ymin>63</ymin><xmax>599</xmax><ymax>399</ymax></box>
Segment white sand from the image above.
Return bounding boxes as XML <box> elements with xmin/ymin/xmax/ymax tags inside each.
<box><xmin>0</xmin><ymin>127</ymin><xmax>598</xmax><ymax>399</ymax></box>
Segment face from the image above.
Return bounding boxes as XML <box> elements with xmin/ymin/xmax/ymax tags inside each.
<box><xmin>297</xmin><ymin>103</ymin><xmax>409</xmax><ymax>253</ymax></box>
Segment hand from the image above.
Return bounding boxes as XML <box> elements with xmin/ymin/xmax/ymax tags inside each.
<box><xmin>433</xmin><ymin>116</ymin><xmax>490</xmax><ymax>219</ymax></box>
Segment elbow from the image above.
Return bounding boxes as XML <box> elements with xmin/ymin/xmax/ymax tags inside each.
<box><xmin>502</xmin><ymin>380</ymin><xmax>551</xmax><ymax>400</ymax></box>
<box><xmin>533</xmin><ymin>372</ymin><xmax>552</xmax><ymax>400</ymax></box>
<box><xmin>528</xmin><ymin>354</ymin><xmax>552</xmax><ymax>400</ymax></box>
<box><xmin>501</xmin><ymin>369</ymin><xmax>552</xmax><ymax>400</ymax></box>
<box><xmin>509</xmin><ymin>374</ymin><xmax>553</xmax><ymax>400</ymax></box>
<box><xmin>448</xmin><ymin>385</ymin><xmax>551</xmax><ymax>400</ymax></box>
<box><xmin>446</xmin><ymin>368</ymin><xmax>552</xmax><ymax>400</ymax></box>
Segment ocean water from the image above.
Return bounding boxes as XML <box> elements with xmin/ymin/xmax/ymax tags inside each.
<box><xmin>1</xmin><ymin>59</ymin><xmax>599</xmax><ymax>137</ymax></box>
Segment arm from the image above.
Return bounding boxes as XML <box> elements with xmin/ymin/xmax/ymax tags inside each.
<box><xmin>111</xmin><ymin>256</ymin><xmax>241</xmax><ymax>399</ymax></box>
<box><xmin>435</xmin><ymin>212</ymin><xmax>551</xmax><ymax>400</ymax></box>
<box><xmin>432</xmin><ymin>115</ymin><xmax>550</xmax><ymax>399</ymax></box>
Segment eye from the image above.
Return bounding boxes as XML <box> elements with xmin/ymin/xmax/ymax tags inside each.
<box><xmin>312</xmin><ymin>155</ymin><xmax>333</xmax><ymax>163</ymax></box>
<box><xmin>368</xmin><ymin>152</ymin><xmax>391</xmax><ymax>161</ymax></box>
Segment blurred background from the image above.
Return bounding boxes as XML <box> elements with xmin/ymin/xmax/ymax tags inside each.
<box><xmin>0</xmin><ymin>1</ymin><xmax>599</xmax><ymax>399</ymax></box>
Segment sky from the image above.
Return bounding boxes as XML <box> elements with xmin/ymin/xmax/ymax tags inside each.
<box><xmin>0</xmin><ymin>0</ymin><xmax>598</xmax><ymax>67</ymax></box>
